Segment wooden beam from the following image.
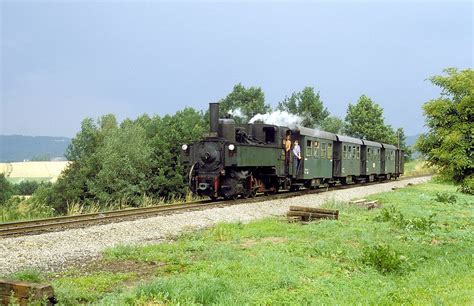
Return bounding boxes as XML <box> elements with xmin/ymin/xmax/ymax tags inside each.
<box><xmin>287</xmin><ymin>211</ymin><xmax>338</xmax><ymax>220</ymax></box>
<box><xmin>0</xmin><ymin>279</ymin><xmax>56</xmax><ymax>306</ymax></box>
<box><xmin>289</xmin><ymin>206</ymin><xmax>339</xmax><ymax>215</ymax></box>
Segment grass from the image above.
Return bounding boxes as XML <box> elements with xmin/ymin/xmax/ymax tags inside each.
<box><xmin>5</xmin><ymin>180</ymin><xmax>473</xmax><ymax>305</ymax></box>
<box><xmin>403</xmin><ymin>159</ymin><xmax>436</xmax><ymax>177</ymax></box>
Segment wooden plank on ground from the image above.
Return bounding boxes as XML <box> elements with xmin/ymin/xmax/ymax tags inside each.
<box><xmin>0</xmin><ymin>279</ymin><xmax>55</xmax><ymax>306</ymax></box>
<box><xmin>289</xmin><ymin>206</ymin><xmax>339</xmax><ymax>215</ymax></box>
<box><xmin>287</xmin><ymin>211</ymin><xmax>338</xmax><ymax>220</ymax></box>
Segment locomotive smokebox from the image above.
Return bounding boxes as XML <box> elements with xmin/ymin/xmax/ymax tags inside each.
<box><xmin>209</xmin><ymin>103</ymin><xmax>219</xmax><ymax>135</ymax></box>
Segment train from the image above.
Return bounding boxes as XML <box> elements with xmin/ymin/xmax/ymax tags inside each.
<box><xmin>181</xmin><ymin>103</ymin><xmax>404</xmax><ymax>200</ymax></box>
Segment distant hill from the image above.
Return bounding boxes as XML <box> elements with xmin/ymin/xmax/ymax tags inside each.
<box><xmin>0</xmin><ymin>135</ymin><xmax>71</xmax><ymax>162</ymax></box>
<box><xmin>406</xmin><ymin>134</ymin><xmax>421</xmax><ymax>147</ymax></box>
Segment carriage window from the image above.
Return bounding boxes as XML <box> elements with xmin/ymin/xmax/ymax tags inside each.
<box><xmin>343</xmin><ymin>145</ymin><xmax>347</xmax><ymax>159</ymax></box>
<box><xmin>356</xmin><ymin>146</ymin><xmax>360</xmax><ymax>160</ymax></box>
<box><xmin>377</xmin><ymin>149</ymin><xmax>380</xmax><ymax>159</ymax></box>
<box><xmin>313</xmin><ymin>141</ymin><xmax>320</xmax><ymax>158</ymax></box>
<box><xmin>352</xmin><ymin>146</ymin><xmax>356</xmax><ymax>160</ymax></box>
<box><xmin>306</xmin><ymin>140</ymin><xmax>312</xmax><ymax>157</ymax></box>
<box><xmin>327</xmin><ymin>143</ymin><xmax>333</xmax><ymax>159</ymax></box>
<box><xmin>321</xmin><ymin>143</ymin><xmax>327</xmax><ymax>158</ymax></box>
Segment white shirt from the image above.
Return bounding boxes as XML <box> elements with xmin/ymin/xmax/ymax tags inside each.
<box><xmin>293</xmin><ymin>144</ymin><xmax>301</xmax><ymax>158</ymax></box>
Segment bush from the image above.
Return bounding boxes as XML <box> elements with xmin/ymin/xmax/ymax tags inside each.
<box><xmin>435</xmin><ymin>192</ymin><xmax>458</xmax><ymax>204</ymax></box>
<box><xmin>0</xmin><ymin>174</ymin><xmax>14</xmax><ymax>205</ymax></box>
<box><xmin>375</xmin><ymin>206</ymin><xmax>435</xmax><ymax>231</ymax></box>
<box><xmin>15</xmin><ymin>181</ymin><xmax>51</xmax><ymax>196</ymax></box>
<box><xmin>361</xmin><ymin>243</ymin><xmax>407</xmax><ymax>274</ymax></box>
<box><xmin>0</xmin><ymin>196</ymin><xmax>56</xmax><ymax>222</ymax></box>
<box><xmin>457</xmin><ymin>176</ymin><xmax>474</xmax><ymax>195</ymax></box>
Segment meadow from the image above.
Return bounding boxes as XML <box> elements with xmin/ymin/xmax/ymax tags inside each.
<box><xmin>0</xmin><ymin>161</ymin><xmax>69</xmax><ymax>184</ymax></box>
<box><xmin>7</xmin><ymin>180</ymin><xmax>473</xmax><ymax>305</ymax></box>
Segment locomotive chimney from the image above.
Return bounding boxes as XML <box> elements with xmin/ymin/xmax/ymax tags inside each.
<box><xmin>209</xmin><ymin>103</ymin><xmax>219</xmax><ymax>134</ymax></box>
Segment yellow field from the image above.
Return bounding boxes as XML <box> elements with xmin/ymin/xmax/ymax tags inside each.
<box><xmin>0</xmin><ymin>161</ymin><xmax>70</xmax><ymax>183</ymax></box>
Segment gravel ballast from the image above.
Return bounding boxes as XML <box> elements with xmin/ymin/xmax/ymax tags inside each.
<box><xmin>0</xmin><ymin>176</ymin><xmax>431</xmax><ymax>275</ymax></box>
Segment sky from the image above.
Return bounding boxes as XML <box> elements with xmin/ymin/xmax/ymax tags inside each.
<box><xmin>1</xmin><ymin>1</ymin><xmax>472</xmax><ymax>137</ymax></box>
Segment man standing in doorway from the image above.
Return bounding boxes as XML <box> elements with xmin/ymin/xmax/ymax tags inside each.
<box><xmin>293</xmin><ymin>139</ymin><xmax>302</xmax><ymax>176</ymax></box>
<box><xmin>284</xmin><ymin>133</ymin><xmax>292</xmax><ymax>175</ymax></box>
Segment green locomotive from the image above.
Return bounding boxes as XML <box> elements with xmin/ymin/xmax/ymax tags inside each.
<box><xmin>181</xmin><ymin>103</ymin><xmax>404</xmax><ymax>200</ymax></box>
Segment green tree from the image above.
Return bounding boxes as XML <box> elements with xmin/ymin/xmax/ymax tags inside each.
<box><xmin>146</xmin><ymin>107</ymin><xmax>206</xmax><ymax>198</ymax></box>
<box><xmin>0</xmin><ymin>174</ymin><xmax>14</xmax><ymax>205</ymax></box>
<box><xmin>219</xmin><ymin>83</ymin><xmax>271</xmax><ymax>122</ymax></box>
<box><xmin>91</xmin><ymin>122</ymin><xmax>152</xmax><ymax>204</ymax></box>
<box><xmin>321</xmin><ymin>116</ymin><xmax>344</xmax><ymax>134</ymax></box>
<box><xmin>277</xmin><ymin>87</ymin><xmax>330</xmax><ymax>128</ymax></box>
<box><xmin>417</xmin><ymin>68</ymin><xmax>473</xmax><ymax>183</ymax></box>
<box><xmin>16</xmin><ymin>180</ymin><xmax>43</xmax><ymax>195</ymax></box>
<box><xmin>344</xmin><ymin>95</ymin><xmax>397</xmax><ymax>144</ymax></box>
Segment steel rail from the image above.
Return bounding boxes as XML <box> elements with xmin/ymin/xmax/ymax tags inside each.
<box><xmin>0</xmin><ymin>175</ymin><xmax>430</xmax><ymax>237</ymax></box>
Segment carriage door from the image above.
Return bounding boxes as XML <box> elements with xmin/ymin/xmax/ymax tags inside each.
<box><xmin>332</xmin><ymin>141</ymin><xmax>342</xmax><ymax>177</ymax></box>
<box><xmin>380</xmin><ymin>148</ymin><xmax>386</xmax><ymax>174</ymax></box>
<box><xmin>395</xmin><ymin>149</ymin><xmax>400</xmax><ymax>174</ymax></box>
<box><xmin>361</xmin><ymin>146</ymin><xmax>367</xmax><ymax>175</ymax></box>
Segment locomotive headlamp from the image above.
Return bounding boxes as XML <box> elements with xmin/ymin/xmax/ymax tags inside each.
<box><xmin>228</xmin><ymin>144</ymin><xmax>235</xmax><ymax>151</ymax></box>
<box><xmin>181</xmin><ymin>144</ymin><xmax>188</xmax><ymax>151</ymax></box>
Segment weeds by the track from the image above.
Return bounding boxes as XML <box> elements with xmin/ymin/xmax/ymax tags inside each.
<box><xmin>0</xmin><ymin>190</ymin><xmax>202</xmax><ymax>223</ymax></box>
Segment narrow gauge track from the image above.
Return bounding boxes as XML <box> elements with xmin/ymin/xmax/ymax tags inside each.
<box><xmin>0</xmin><ymin>175</ymin><xmax>428</xmax><ymax>237</ymax></box>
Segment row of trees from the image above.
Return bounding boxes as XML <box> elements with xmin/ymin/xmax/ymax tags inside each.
<box><xmin>219</xmin><ymin>83</ymin><xmax>409</xmax><ymax>153</ymax></box>
<box><xmin>33</xmin><ymin>108</ymin><xmax>206</xmax><ymax>212</ymax></box>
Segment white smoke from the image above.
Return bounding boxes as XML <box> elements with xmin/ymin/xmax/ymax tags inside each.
<box><xmin>249</xmin><ymin>110</ymin><xmax>303</xmax><ymax>129</ymax></box>
<box><xmin>227</xmin><ymin>108</ymin><xmax>245</xmax><ymax>118</ymax></box>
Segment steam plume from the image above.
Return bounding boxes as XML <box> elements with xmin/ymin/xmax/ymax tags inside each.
<box><xmin>249</xmin><ymin>110</ymin><xmax>303</xmax><ymax>129</ymax></box>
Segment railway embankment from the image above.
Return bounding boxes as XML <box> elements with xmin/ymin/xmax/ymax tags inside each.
<box><xmin>0</xmin><ymin>176</ymin><xmax>432</xmax><ymax>275</ymax></box>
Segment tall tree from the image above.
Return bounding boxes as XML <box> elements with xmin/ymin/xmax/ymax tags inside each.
<box><xmin>278</xmin><ymin>87</ymin><xmax>329</xmax><ymax>128</ymax></box>
<box><xmin>219</xmin><ymin>83</ymin><xmax>271</xmax><ymax>122</ymax></box>
<box><xmin>344</xmin><ymin>95</ymin><xmax>396</xmax><ymax>144</ymax></box>
<box><xmin>417</xmin><ymin>68</ymin><xmax>473</xmax><ymax>183</ymax></box>
<box><xmin>321</xmin><ymin>116</ymin><xmax>344</xmax><ymax>134</ymax></box>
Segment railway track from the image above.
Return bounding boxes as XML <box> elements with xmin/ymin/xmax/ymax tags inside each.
<box><xmin>0</xmin><ymin>175</ymin><xmax>429</xmax><ymax>237</ymax></box>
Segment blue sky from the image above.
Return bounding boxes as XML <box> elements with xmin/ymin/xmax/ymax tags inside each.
<box><xmin>1</xmin><ymin>1</ymin><xmax>472</xmax><ymax>137</ymax></box>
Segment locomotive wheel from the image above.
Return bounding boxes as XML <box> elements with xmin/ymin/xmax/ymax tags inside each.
<box><xmin>224</xmin><ymin>194</ymin><xmax>238</xmax><ymax>200</ymax></box>
<box><xmin>250</xmin><ymin>189</ymin><xmax>257</xmax><ymax>198</ymax></box>
<box><xmin>209</xmin><ymin>195</ymin><xmax>218</xmax><ymax>201</ymax></box>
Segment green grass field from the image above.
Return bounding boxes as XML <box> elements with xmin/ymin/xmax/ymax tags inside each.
<box><xmin>6</xmin><ymin>180</ymin><xmax>473</xmax><ymax>305</ymax></box>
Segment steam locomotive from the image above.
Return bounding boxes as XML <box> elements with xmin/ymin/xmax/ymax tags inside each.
<box><xmin>181</xmin><ymin>103</ymin><xmax>404</xmax><ymax>200</ymax></box>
